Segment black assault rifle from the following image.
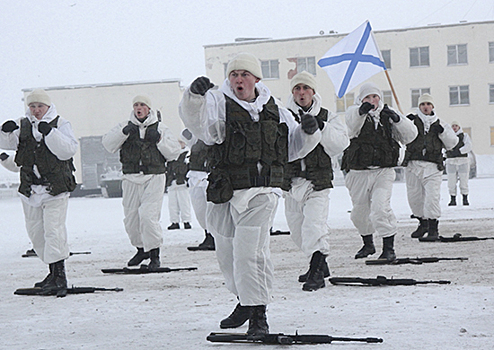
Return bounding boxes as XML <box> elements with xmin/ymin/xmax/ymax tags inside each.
<box><xmin>329</xmin><ymin>275</ymin><xmax>450</xmax><ymax>286</ymax></box>
<box><xmin>439</xmin><ymin>233</ymin><xmax>494</xmax><ymax>242</ymax></box>
<box><xmin>207</xmin><ymin>332</ymin><xmax>383</xmax><ymax>345</ymax></box>
<box><xmin>365</xmin><ymin>257</ymin><xmax>468</xmax><ymax>265</ymax></box>
<box><xmin>269</xmin><ymin>228</ymin><xmax>290</xmax><ymax>236</ymax></box>
<box><xmin>22</xmin><ymin>250</ymin><xmax>91</xmax><ymax>258</ymax></box>
<box><xmin>101</xmin><ymin>265</ymin><xmax>197</xmax><ymax>274</ymax></box>
<box><xmin>14</xmin><ymin>286</ymin><xmax>123</xmax><ymax>296</ymax></box>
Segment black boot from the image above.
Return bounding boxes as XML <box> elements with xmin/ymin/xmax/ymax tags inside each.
<box><xmin>302</xmin><ymin>251</ymin><xmax>327</xmax><ymax>291</ymax></box>
<box><xmin>354</xmin><ymin>235</ymin><xmax>376</xmax><ymax>259</ymax></box>
<box><xmin>42</xmin><ymin>260</ymin><xmax>67</xmax><ymax>297</ymax></box>
<box><xmin>448</xmin><ymin>196</ymin><xmax>456</xmax><ymax>206</ymax></box>
<box><xmin>246</xmin><ymin>305</ymin><xmax>269</xmax><ymax>339</ymax></box>
<box><xmin>419</xmin><ymin>219</ymin><xmax>440</xmax><ymax>242</ymax></box>
<box><xmin>411</xmin><ymin>217</ymin><xmax>429</xmax><ymax>238</ymax></box>
<box><xmin>148</xmin><ymin>248</ymin><xmax>160</xmax><ymax>271</ymax></box>
<box><xmin>298</xmin><ymin>259</ymin><xmax>329</xmax><ymax>283</ymax></box>
<box><xmin>167</xmin><ymin>223</ymin><xmax>180</xmax><ymax>230</ymax></box>
<box><xmin>220</xmin><ymin>303</ymin><xmax>251</xmax><ymax>329</ymax></box>
<box><xmin>198</xmin><ymin>232</ymin><xmax>215</xmax><ymax>250</ymax></box>
<box><xmin>463</xmin><ymin>194</ymin><xmax>469</xmax><ymax>206</ymax></box>
<box><xmin>183</xmin><ymin>222</ymin><xmax>192</xmax><ymax>229</ymax></box>
<box><xmin>34</xmin><ymin>263</ymin><xmax>54</xmax><ymax>288</ymax></box>
<box><xmin>127</xmin><ymin>247</ymin><xmax>150</xmax><ymax>266</ymax></box>
<box><xmin>378</xmin><ymin>235</ymin><xmax>396</xmax><ymax>262</ymax></box>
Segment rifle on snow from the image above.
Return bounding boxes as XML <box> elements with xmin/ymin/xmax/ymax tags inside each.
<box><xmin>22</xmin><ymin>250</ymin><xmax>91</xmax><ymax>258</ymax></box>
<box><xmin>14</xmin><ymin>286</ymin><xmax>123</xmax><ymax>296</ymax></box>
<box><xmin>329</xmin><ymin>275</ymin><xmax>450</xmax><ymax>286</ymax></box>
<box><xmin>101</xmin><ymin>266</ymin><xmax>197</xmax><ymax>274</ymax></box>
<box><xmin>439</xmin><ymin>233</ymin><xmax>494</xmax><ymax>242</ymax></box>
<box><xmin>270</xmin><ymin>228</ymin><xmax>290</xmax><ymax>236</ymax></box>
<box><xmin>365</xmin><ymin>257</ymin><xmax>468</xmax><ymax>265</ymax></box>
<box><xmin>207</xmin><ymin>332</ymin><xmax>383</xmax><ymax>345</ymax></box>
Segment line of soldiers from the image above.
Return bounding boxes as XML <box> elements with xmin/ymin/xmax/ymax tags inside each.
<box><xmin>1</xmin><ymin>52</ymin><xmax>467</xmax><ymax>337</ymax></box>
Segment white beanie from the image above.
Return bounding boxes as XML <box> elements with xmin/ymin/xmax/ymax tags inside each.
<box><xmin>357</xmin><ymin>82</ymin><xmax>382</xmax><ymax>104</ymax></box>
<box><xmin>26</xmin><ymin>89</ymin><xmax>51</xmax><ymax>106</ymax></box>
<box><xmin>226</xmin><ymin>53</ymin><xmax>263</xmax><ymax>79</ymax></box>
<box><xmin>133</xmin><ymin>95</ymin><xmax>152</xmax><ymax>108</ymax></box>
<box><xmin>418</xmin><ymin>93</ymin><xmax>434</xmax><ymax>108</ymax></box>
<box><xmin>451</xmin><ymin>120</ymin><xmax>460</xmax><ymax>127</ymax></box>
<box><xmin>290</xmin><ymin>71</ymin><xmax>317</xmax><ymax>92</ymax></box>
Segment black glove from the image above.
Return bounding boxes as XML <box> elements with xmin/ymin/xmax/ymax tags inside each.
<box><xmin>359</xmin><ymin>102</ymin><xmax>374</xmax><ymax>116</ymax></box>
<box><xmin>182</xmin><ymin>128</ymin><xmax>193</xmax><ymax>140</ymax></box>
<box><xmin>450</xmin><ymin>149</ymin><xmax>462</xmax><ymax>157</ymax></box>
<box><xmin>122</xmin><ymin>122</ymin><xmax>139</xmax><ymax>136</ymax></box>
<box><xmin>429</xmin><ymin>123</ymin><xmax>444</xmax><ymax>135</ymax></box>
<box><xmin>314</xmin><ymin>115</ymin><xmax>325</xmax><ymax>130</ymax></box>
<box><xmin>145</xmin><ymin>128</ymin><xmax>161</xmax><ymax>143</ymax></box>
<box><xmin>38</xmin><ymin>121</ymin><xmax>52</xmax><ymax>135</ymax></box>
<box><xmin>2</xmin><ymin>120</ymin><xmax>19</xmax><ymax>133</ymax></box>
<box><xmin>190</xmin><ymin>76</ymin><xmax>214</xmax><ymax>96</ymax></box>
<box><xmin>300</xmin><ymin>113</ymin><xmax>319</xmax><ymax>135</ymax></box>
<box><xmin>381</xmin><ymin>105</ymin><xmax>400</xmax><ymax>123</ymax></box>
<box><xmin>406</xmin><ymin>113</ymin><xmax>416</xmax><ymax>120</ymax></box>
<box><xmin>0</xmin><ymin>152</ymin><xmax>8</xmax><ymax>161</ymax></box>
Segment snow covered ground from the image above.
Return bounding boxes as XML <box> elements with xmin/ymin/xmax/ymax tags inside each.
<box><xmin>0</xmin><ymin>175</ymin><xmax>493</xmax><ymax>349</ymax></box>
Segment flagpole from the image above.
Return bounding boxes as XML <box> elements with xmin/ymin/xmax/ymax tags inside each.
<box><xmin>384</xmin><ymin>70</ymin><xmax>403</xmax><ymax>114</ymax></box>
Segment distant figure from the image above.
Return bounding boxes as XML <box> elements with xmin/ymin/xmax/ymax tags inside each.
<box><xmin>0</xmin><ymin>89</ymin><xmax>78</xmax><ymax>297</ymax></box>
<box><xmin>102</xmin><ymin>95</ymin><xmax>181</xmax><ymax>270</ymax></box>
<box><xmin>342</xmin><ymin>83</ymin><xmax>417</xmax><ymax>261</ymax></box>
<box><xmin>282</xmin><ymin>71</ymin><xmax>349</xmax><ymax>291</ymax></box>
<box><xmin>403</xmin><ymin>94</ymin><xmax>458</xmax><ymax>241</ymax></box>
<box><xmin>445</xmin><ymin>121</ymin><xmax>472</xmax><ymax>206</ymax></box>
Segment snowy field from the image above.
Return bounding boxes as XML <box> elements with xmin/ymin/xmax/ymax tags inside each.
<box><xmin>0</xmin><ymin>175</ymin><xmax>493</xmax><ymax>349</ymax></box>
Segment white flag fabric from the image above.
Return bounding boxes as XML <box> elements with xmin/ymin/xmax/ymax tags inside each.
<box><xmin>318</xmin><ymin>21</ymin><xmax>386</xmax><ymax>98</ymax></box>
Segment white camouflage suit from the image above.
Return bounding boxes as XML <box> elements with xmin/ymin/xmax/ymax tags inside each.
<box><xmin>345</xmin><ymin>101</ymin><xmax>417</xmax><ymax>239</ymax></box>
<box><xmin>405</xmin><ymin>110</ymin><xmax>458</xmax><ymax>219</ymax></box>
<box><xmin>167</xmin><ymin>148</ymin><xmax>192</xmax><ymax>224</ymax></box>
<box><xmin>179</xmin><ymin>80</ymin><xmax>321</xmax><ymax>306</ymax></box>
<box><xmin>284</xmin><ymin>93</ymin><xmax>349</xmax><ymax>257</ymax></box>
<box><xmin>102</xmin><ymin>110</ymin><xmax>181</xmax><ymax>252</ymax></box>
<box><xmin>0</xmin><ymin>105</ymin><xmax>78</xmax><ymax>264</ymax></box>
<box><xmin>445</xmin><ymin>126</ymin><xmax>472</xmax><ymax>197</ymax></box>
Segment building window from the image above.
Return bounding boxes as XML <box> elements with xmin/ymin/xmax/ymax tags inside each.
<box><xmin>490</xmin><ymin>84</ymin><xmax>494</xmax><ymax>103</ymax></box>
<box><xmin>261</xmin><ymin>59</ymin><xmax>280</xmax><ymax>79</ymax></box>
<box><xmin>381</xmin><ymin>50</ymin><xmax>391</xmax><ymax>69</ymax></box>
<box><xmin>297</xmin><ymin>57</ymin><xmax>317</xmax><ymax>75</ymax></box>
<box><xmin>449</xmin><ymin>85</ymin><xmax>470</xmax><ymax>106</ymax></box>
<box><xmin>463</xmin><ymin>127</ymin><xmax>472</xmax><ymax>139</ymax></box>
<box><xmin>491</xmin><ymin>127</ymin><xmax>494</xmax><ymax>146</ymax></box>
<box><xmin>489</xmin><ymin>42</ymin><xmax>494</xmax><ymax>63</ymax></box>
<box><xmin>336</xmin><ymin>93</ymin><xmax>354</xmax><ymax>113</ymax></box>
<box><xmin>411</xmin><ymin>88</ymin><xmax>431</xmax><ymax>108</ymax></box>
<box><xmin>447</xmin><ymin>44</ymin><xmax>468</xmax><ymax>65</ymax></box>
<box><xmin>223</xmin><ymin>63</ymin><xmax>228</xmax><ymax>79</ymax></box>
<box><xmin>383</xmin><ymin>90</ymin><xmax>393</xmax><ymax>107</ymax></box>
<box><xmin>410</xmin><ymin>47</ymin><xmax>430</xmax><ymax>67</ymax></box>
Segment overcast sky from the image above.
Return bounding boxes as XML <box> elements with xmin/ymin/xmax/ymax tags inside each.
<box><xmin>1</xmin><ymin>0</ymin><xmax>493</xmax><ymax>120</ymax></box>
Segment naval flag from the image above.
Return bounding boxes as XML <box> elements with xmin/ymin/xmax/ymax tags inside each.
<box><xmin>318</xmin><ymin>21</ymin><xmax>386</xmax><ymax>98</ymax></box>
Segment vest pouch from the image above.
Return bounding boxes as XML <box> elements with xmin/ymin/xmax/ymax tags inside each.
<box><xmin>244</xmin><ymin>122</ymin><xmax>261</xmax><ymax>162</ymax></box>
<box><xmin>207</xmin><ymin>169</ymin><xmax>234</xmax><ymax>204</ymax></box>
<box><xmin>228</xmin><ymin>130</ymin><xmax>246</xmax><ymax>165</ymax></box>
<box><xmin>269</xmin><ymin>165</ymin><xmax>284</xmax><ymax>188</ymax></box>
<box><xmin>275</xmin><ymin>123</ymin><xmax>288</xmax><ymax>164</ymax></box>
<box><xmin>261</xmin><ymin>121</ymin><xmax>277</xmax><ymax>164</ymax></box>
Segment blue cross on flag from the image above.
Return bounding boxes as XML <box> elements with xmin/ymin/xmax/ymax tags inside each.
<box><xmin>318</xmin><ymin>21</ymin><xmax>386</xmax><ymax>98</ymax></box>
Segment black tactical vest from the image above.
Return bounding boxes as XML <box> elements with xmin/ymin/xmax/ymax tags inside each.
<box><xmin>165</xmin><ymin>151</ymin><xmax>189</xmax><ymax>187</ymax></box>
<box><xmin>446</xmin><ymin>133</ymin><xmax>468</xmax><ymax>158</ymax></box>
<box><xmin>341</xmin><ymin>107</ymin><xmax>400</xmax><ymax>172</ymax></box>
<box><xmin>403</xmin><ymin>116</ymin><xmax>445</xmax><ymax>170</ymax></box>
<box><xmin>188</xmin><ymin>139</ymin><xmax>210</xmax><ymax>172</ymax></box>
<box><xmin>120</xmin><ymin>121</ymin><xmax>167</xmax><ymax>174</ymax></box>
<box><xmin>14</xmin><ymin>116</ymin><xmax>77</xmax><ymax>197</ymax></box>
<box><xmin>206</xmin><ymin>95</ymin><xmax>288</xmax><ymax>203</ymax></box>
<box><xmin>282</xmin><ymin>108</ymin><xmax>333</xmax><ymax>191</ymax></box>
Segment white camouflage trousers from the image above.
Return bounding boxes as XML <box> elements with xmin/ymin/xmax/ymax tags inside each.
<box><xmin>168</xmin><ymin>182</ymin><xmax>192</xmax><ymax>223</ymax></box>
<box><xmin>122</xmin><ymin>175</ymin><xmax>165</xmax><ymax>252</ymax></box>
<box><xmin>207</xmin><ymin>192</ymin><xmax>277</xmax><ymax>306</ymax></box>
<box><xmin>345</xmin><ymin>168</ymin><xmax>397</xmax><ymax>238</ymax></box>
<box><xmin>22</xmin><ymin>196</ymin><xmax>70</xmax><ymax>264</ymax></box>
<box><xmin>446</xmin><ymin>158</ymin><xmax>469</xmax><ymax>196</ymax></box>
<box><xmin>405</xmin><ymin>162</ymin><xmax>442</xmax><ymax>220</ymax></box>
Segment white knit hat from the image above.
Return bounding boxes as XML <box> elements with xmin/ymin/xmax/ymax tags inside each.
<box><xmin>357</xmin><ymin>82</ymin><xmax>382</xmax><ymax>104</ymax></box>
<box><xmin>226</xmin><ymin>53</ymin><xmax>263</xmax><ymax>79</ymax></box>
<box><xmin>133</xmin><ymin>95</ymin><xmax>152</xmax><ymax>108</ymax></box>
<box><xmin>451</xmin><ymin>120</ymin><xmax>460</xmax><ymax>127</ymax></box>
<box><xmin>290</xmin><ymin>71</ymin><xmax>317</xmax><ymax>92</ymax></box>
<box><xmin>26</xmin><ymin>89</ymin><xmax>51</xmax><ymax>106</ymax></box>
<box><xmin>418</xmin><ymin>93</ymin><xmax>434</xmax><ymax>108</ymax></box>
